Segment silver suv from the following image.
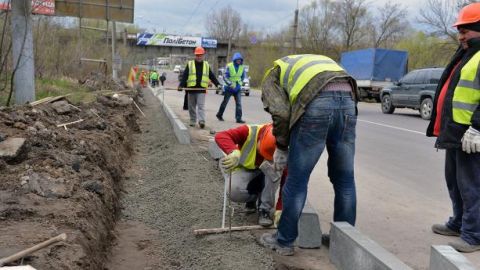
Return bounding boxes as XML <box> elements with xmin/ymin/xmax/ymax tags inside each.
<box><xmin>380</xmin><ymin>68</ymin><xmax>444</xmax><ymax>120</ymax></box>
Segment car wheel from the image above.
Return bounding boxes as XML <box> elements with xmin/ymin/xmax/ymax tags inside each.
<box><xmin>420</xmin><ymin>97</ymin><xmax>433</xmax><ymax>120</ymax></box>
<box><xmin>245</xmin><ymin>92</ymin><xmax>250</xmax><ymax>96</ymax></box>
<box><xmin>215</xmin><ymin>90</ymin><xmax>219</xmax><ymax>95</ymax></box>
<box><xmin>381</xmin><ymin>94</ymin><xmax>395</xmax><ymax>114</ymax></box>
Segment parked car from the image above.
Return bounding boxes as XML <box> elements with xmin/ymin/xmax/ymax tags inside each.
<box><xmin>173</xmin><ymin>65</ymin><xmax>181</xmax><ymax>73</ymax></box>
<box><xmin>215</xmin><ymin>65</ymin><xmax>250</xmax><ymax>96</ymax></box>
<box><xmin>380</xmin><ymin>67</ymin><xmax>444</xmax><ymax>120</ymax></box>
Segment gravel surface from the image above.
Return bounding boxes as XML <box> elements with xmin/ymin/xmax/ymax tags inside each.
<box><xmin>114</xmin><ymin>89</ymin><xmax>275</xmax><ymax>270</ymax></box>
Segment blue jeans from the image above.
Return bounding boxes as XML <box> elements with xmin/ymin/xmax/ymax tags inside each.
<box><xmin>216</xmin><ymin>89</ymin><xmax>242</xmax><ymax>121</ymax></box>
<box><xmin>445</xmin><ymin>148</ymin><xmax>480</xmax><ymax>245</ymax></box>
<box><xmin>276</xmin><ymin>91</ymin><xmax>357</xmax><ymax>247</ymax></box>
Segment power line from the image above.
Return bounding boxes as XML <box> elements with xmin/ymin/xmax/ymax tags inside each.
<box><xmin>183</xmin><ymin>0</ymin><xmax>206</xmax><ymax>29</ymax></box>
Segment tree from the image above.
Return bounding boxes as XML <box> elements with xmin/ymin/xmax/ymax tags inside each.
<box><xmin>298</xmin><ymin>0</ymin><xmax>339</xmax><ymax>54</ymax></box>
<box><xmin>336</xmin><ymin>0</ymin><xmax>369</xmax><ymax>51</ymax></box>
<box><xmin>418</xmin><ymin>0</ymin><xmax>475</xmax><ymax>44</ymax></box>
<box><xmin>367</xmin><ymin>3</ymin><xmax>409</xmax><ymax>48</ymax></box>
<box><xmin>205</xmin><ymin>5</ymin><xmax>242</xmax><ymax>60</ymax></box>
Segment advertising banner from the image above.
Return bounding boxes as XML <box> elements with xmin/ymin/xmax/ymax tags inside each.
<box><xmin>137</xmin><ymin>33</ymin><xmax>202</xmax><ymax>47</ymax></box>
<box><xmin>201</xmin><ymin>38</ymin><xmax>217</xmax><ymax>48</ymax></box>
<box><xmin>0</xmin><ymin>0</ymin><xmax>55</xmax><ymax>15</ymax></box>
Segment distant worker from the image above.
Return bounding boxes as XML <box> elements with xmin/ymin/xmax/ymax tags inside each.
<box><xmin>178</xmin><ymin>46</ymin><xmax>220</xmax><ymax>128</ymax></box>
<box><xmin>139</xmin><ymin>70</ymin><xmax>147</xmax><ymax>88</ymax></box>
<box><xmin>427</xmin><ymin>3</ymin><xmax>480</xmax><ymax>253</ymax></box>
<box><xmin>216</xmin><ymin>52</ymin><xmax>246</xmax><ymax>123</ymax></box>
<box><xmin>160</xmin><ymin>72</ymin><xmax>167</xmax><ymax>86</ymax></box>
<box><xmin>150</xmin><ymin>70</ymin><xmax>159</xmax><ymax>87</ymax></box>
<box><xmin>259</xmin><ymin>54</ymin><xmax>358</xmax><ymax>256</ymax></box>
<box><xmin>215</xmin><ymin>123</ymin><xmax>283</xmax><ymax>226</ymax></box>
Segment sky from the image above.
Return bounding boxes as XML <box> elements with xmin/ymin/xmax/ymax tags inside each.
<box><xmin>134</xmin><ymin>0</ymin><xmax>424</xmax><ymax>36</ymax></box>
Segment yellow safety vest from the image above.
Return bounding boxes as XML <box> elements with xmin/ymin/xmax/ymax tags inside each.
<box><xmin>227</xmin><ymin>62</ymin><xmax>244</xmax><ymax>88</ymax></box>
<box><xmin>273</xmin><ymin>54</ymin><xmax>345</xmax><ymax>104</ymax></box>
<box><xmin>452</xmin><ymin>51</ymin><xmax>480</xmax><ymax>125</ymax></box>
<box><xmin>187</xmin><ymin>60</ymin><xmax>210</xmax><ymax>88</ymax></box>
<box><xmin>238</xmin><ymin>124</ymin><xmax>265</xmax><ymax>170</ymax></box>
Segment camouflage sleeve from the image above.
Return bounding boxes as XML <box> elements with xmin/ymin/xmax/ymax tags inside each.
<box><xmin>261</xmin><ymin>67</ymin><xmax>291</xmax><ymax>151</ymax></box>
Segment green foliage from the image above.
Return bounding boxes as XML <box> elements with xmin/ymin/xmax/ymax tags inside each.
<box><xmin>395</xmin><ymin>31</ymin><xmax>457</xmax><ymax>70</ymax></box>
<box><xmin>36</xmin><ymin>77</ymin><xmax>96</xmax><ymax>104</ymax></box>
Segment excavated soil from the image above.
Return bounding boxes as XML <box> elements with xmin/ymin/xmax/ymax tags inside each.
<box><xmin>106</xmin><ymin>89</ymin><xmax>275</xmax><ymax>270</ymax></box>
<box><xmin>0</xmin><ymin>92</ymin><xmax>140</xmax><ymax>269</ymax></box>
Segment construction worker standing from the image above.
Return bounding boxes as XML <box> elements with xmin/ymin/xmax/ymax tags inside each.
<box><xmin>427</xmin><ymin>3</ymin><xmax>480</xmax><ymax>253</ymax></box>
<box><xmin>258</xmin><ymin>54</ymin><xmax>358</xmax><ymax>256</ymax></box>
<box><xmin>150</xmin><ymin>70</ymin><xmax>159</xmax><ymax>87</ymax></box>
<box><xmin>215</xmin><ymin>123</ymin><xmax>283</xmax><ymax>226</ymax></box>
<box><xmin>178</xmin><ymin>46</ymin><xmax>220</xmax><ymax>128</ymax></box>
<box><xmin>216</xmin><ymin>52</ymin><xmax>246</xmax><ymax>123</ymax></box>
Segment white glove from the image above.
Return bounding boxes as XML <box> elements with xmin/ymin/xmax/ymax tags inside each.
<box><xmin>273</xmin><ymin>149</ymin><xmax>288</xmax><ymax>171</ymax></box>
<box><xmin>462</xmin><ymin>126</ymin><xmax>480</xmax><ymax>154</ymax></box>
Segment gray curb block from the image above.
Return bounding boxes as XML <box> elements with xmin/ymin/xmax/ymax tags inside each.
<box><xmin>430</xmin><ymin>246</ymin><xmax>476</xmax><ymax>270</ymax></box>
<box><xmin>297</xmin><ymin>201</ymin><xmax>323</xmax><ymax>249</ymax></box>
<box><xmin>330</xmin><ymin>222</ymin><xmax>413</xmax><ymax>270</ymax></box>
<box><xmin>149</xmin><ymin>86</ymin><xmax>190</xmax><ymax>144</ymax></box>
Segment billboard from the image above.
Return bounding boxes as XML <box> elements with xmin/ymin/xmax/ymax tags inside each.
<box><xmin>0</xmin><ymin>0</ymin><xmax>55</xmax><ymax>15</ymax></box>
<box><xmin>55</xmin><ymin>0</ymin><xmax>134</xmax><ymax>23</ymax></box>
<box><xmin>202</xmin><ymin>38</ymin><xmax>217</xmax><ymax>48</ymax></box>
<box><xmin>137</xmin><ymin>33</ymin><xmax>202</xmax><ymax>47</ymax></box>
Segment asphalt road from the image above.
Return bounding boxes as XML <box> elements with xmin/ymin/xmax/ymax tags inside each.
<box><xmin>158</xmin><ymin>71</ymin><xmax>479</xmax><ymax>269</ymax></box>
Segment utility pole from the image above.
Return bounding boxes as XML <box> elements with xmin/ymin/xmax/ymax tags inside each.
<box><xmin>111</xmin><ymin>21</ymin><xmax>118</xmax><ymax>80</ymax></box>
<box><xmin>11</xmin><ymin>0</ymin><xmax>35</xmax><ymax>104</ymax></box>
<box><xmin>292</xmin><ymin>0</ymin><xmax>299</xmax><ymax>54</ymax></box>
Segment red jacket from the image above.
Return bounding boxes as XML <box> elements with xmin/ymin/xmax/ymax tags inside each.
<box><xmin>215</xmin><ymin>125</ymin><xmax>268</xmax><ymax>167</ymax></box>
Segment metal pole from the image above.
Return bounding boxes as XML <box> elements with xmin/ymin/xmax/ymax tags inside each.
<box><xmin>292</xmin><ymin>7</ymin><xmax>299</xmax><ymax>54</ymax></box>
<box><xmin>11</xmin><ymin>0</ymin><xmax>35</xmax><ymax>104</ymax></box>
<box><xmin>112</xmin><ymin>21</ymin><xmax>117</xmax><ymax>80</ymax></box>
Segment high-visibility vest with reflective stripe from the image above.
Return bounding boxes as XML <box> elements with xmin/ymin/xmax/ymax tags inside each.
<box><xmin>238</xmin><ymin>124</ymin><xmax>264</xmax><ymax>170</ymax></box>
<box><xmin>452</xmin><ymin>51</ymin><xmax>480</xmax><ymax>125</ymax></box>
<box><xmin>187</xmin><ymin>60</ymin><xmax>210</xmax><ymax>88</ymax></box>
<box><xmin>274</xmin><ymin>54</ymin><xmax>345</xmax><ymax>104</ymax></box>
<box><xmin>227</xmin><ymin>62</ymin><xmax>244</xmax><ymax>88</ymax></box>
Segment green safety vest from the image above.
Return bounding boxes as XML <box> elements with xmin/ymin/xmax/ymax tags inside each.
<box><xmin>452</xmin><ymin>51</ymin><xmax>480</xmax><ymax>125</ymax></box>
<box><xmin>150</xmin><ymin>72</ymin><xmax>158</xmax><ymax>80</ymax></box>
<box><xmin>238</xmin><ymin>124</ymin><xmax>264</xmax><ymax>170</ymax></box>
<box><xmin>227</xmin><ymin>62</ymin><xmax>244</xmax><ymax>88</ymax></box>
<box><xmin>187</xmin><ymin>60</ymin><xmax>210</xmax><ymax>88</ymax></box>
<box><xmin>273</xmin><ymin>54</ymin><xmax>345</xmax><ymax>104</ymax></box>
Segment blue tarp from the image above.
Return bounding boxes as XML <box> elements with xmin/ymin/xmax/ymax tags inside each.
<box><xmin>340</xmin><ymin>48</ymin><xmax>408</xmax><ymax>82</ymax></box>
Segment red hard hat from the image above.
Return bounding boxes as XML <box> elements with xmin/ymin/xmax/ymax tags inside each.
<box><xmin>258</xmin><ymin>124</ymin><xmax>276</xmax><ymax>161</ymax></box>
<box><xmin>453</xmin><ymin>3</ymin><xmax>480</xmax><ymax>27</ymax></box>
<box><xmin>194</xmin><ymin>46</ymin><xmax>205</xmax><ymax>55</ymax></box>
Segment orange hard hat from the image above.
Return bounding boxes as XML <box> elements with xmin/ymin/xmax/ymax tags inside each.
<box><xmin>194</xmin><ymin>46</ymin><xmax>205</xmax><ymax>55</ymax></box>
<box><xmin>258</xmin><ymin>124</ymin><xmax>276</xmax><ymax>161</ymax></box>
<box><xmin>453</xmin><ymin>3</ymin><xmax>480</xmax><ymax>27</ymax></box>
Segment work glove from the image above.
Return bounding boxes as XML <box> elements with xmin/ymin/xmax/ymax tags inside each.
<box><xmin>273</xmin><ymin>149</ymin><xmax>288</xmax><ymax>171</ymax></box>
<box><xmin>221</xmin><ymin>149</ymin><xmax>241</xmax><ymax>171</ymax></box>
<box><xmin>461</xmin><ymin>126</ymin><xmax>480</xmax><ymax>154</ymax></box>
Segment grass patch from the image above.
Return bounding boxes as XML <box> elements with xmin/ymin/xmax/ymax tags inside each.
<box><xmin>36</xmin><ymin>77</ymin><xmax>96</xmax><ymax>104</ymax></box>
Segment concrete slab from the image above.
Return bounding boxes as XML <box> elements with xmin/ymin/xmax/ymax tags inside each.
<box><xmin>208</xmin><ymin>138</ymin><xmax>225</xmax><ymax>160</ymax></box>
<box><xmin>297</xmin><ymin>201</ymin><xmax>323</xmax><ymax>249</ymax></box>
<box><xmin>0</xmin><ymin>138</ymin><xmax>26</xmax><ymax>160</ymax></box>
<box><xmin>430</xmin><ymin>246</ymin><xmax>476</xmax><ymax>270</ymax></box>
<box><xmin>330</xmin><ymin>222</ymin><xmax>412</xmax><ymax>270</ymax></box>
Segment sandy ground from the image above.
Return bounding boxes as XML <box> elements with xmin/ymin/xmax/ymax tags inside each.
<box><xmin>106</xmin><ymin>88</ymin><xmax>276</xmax><ymax>270</ymax></box>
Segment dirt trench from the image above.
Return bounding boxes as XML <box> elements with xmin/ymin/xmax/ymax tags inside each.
<box><xmin>105</xmin><ymin>89</ymin><xmax>276</xmax><ymax>270</ymax></box>
<box><xmin>0</xmin><ymin>93</ymin><xmax>140</xmax><ymax>269</ymax></box>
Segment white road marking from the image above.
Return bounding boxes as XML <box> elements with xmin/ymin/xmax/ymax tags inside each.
<box><xmin>358</xmin><ymin>119</ymin><xmax>425</xmax><ymax>135</ymax></box>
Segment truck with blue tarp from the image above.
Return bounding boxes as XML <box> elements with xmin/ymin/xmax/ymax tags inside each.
<box><xmin>340</xmin><ymin>48</ymin><xmax>408</xmax><ymax>101</ymax></box>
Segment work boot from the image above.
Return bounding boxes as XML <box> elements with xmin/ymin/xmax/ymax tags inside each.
<box><xmin>199</xmin><ymin>121</ymin><xmax>205</xmax><ymax>129</ymax></box>
<box><xmin>189</xmin><ymin>120</ymin><xmax>195</xmax><ymax>127</ymax></box>
<box><xmin>216</xmin><ymin>114</ymin><xmax>224</xmax><ymax>121</ymax></box>
<box><xmin>259</xmin><ymin>233</ymin><xmax>294</xmax><ymax>256</ymax></box>
<box><xmin>258</xmin><ymin>209</ymin><xmax>273</xmax><ymax>227</ymax></box>
<box><xmin>449</xmin><ymin>238</ymin><xmax>480</xmax><ymax>253</ymax></box>
<box><xmin>432</xmin><ymin>224</ymin><xmax>460</xmax><ymax>236</ymax></box>
<box><xmin>236</xmin><ymin>119</ymin><xmax>246</xmax><ymax>124</ymax></box>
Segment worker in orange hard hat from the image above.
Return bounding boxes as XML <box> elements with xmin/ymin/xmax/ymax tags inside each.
<box><xmin>427</xmin><ymin>2</ymin><xmax>480</xmax><ymax>253</ymax></box>
<box><xmin>215</xmin><ymin>123</ymin><xmax>284</xmax><ymax>227</ymax></box>
<box><xmin>178</xmin><ymin>46</ymin><xmax>221</xmax><ymax>128</ymax></box>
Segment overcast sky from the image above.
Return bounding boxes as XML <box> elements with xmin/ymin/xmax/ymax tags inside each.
<box><xmin>134</xmin><ymin>0</ymin><xmax>424</xmax><ymax>36</ymax></box>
